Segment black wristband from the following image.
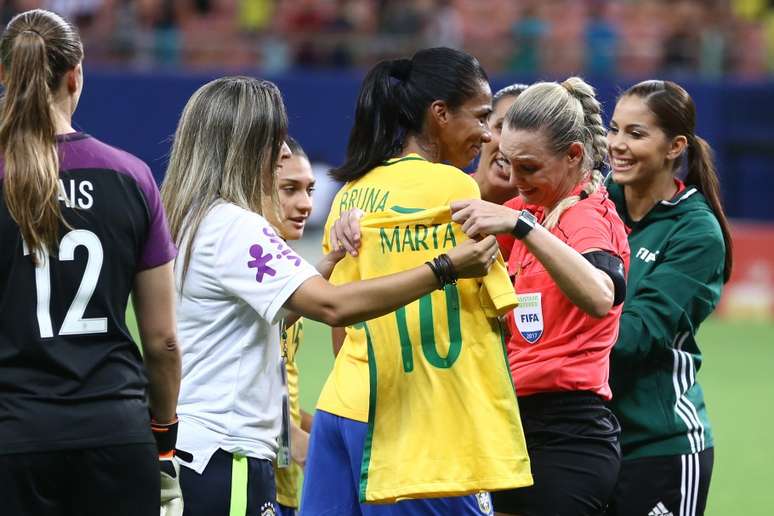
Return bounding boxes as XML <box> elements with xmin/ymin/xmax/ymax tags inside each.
<box><xmin>427</xmin><ymin>255</ymin><xmax>457</xmax><ymax>290</ymax></box>
<box><xmin>425</xmin><ymin>260</ymin><xmax>444</xmax><ymax>289</ymax></box>
<box><xmin>438</xmin><ymin>254</ymin><xmax>458</xmax><ymax>283</ymax></box>
<box><xmin>431</xmin><ymin>257</ymin><xmax>448</xmax><ymax>289</ymax></box>
<box><xmin>434</xmin><ymin>253</ymin><xmax>458</xmax><ymax>288</ymax></box>
<box><xmin>151</xmin><ymin>417</ymin><xmax>179</xmax><ymax>455</ymax></box>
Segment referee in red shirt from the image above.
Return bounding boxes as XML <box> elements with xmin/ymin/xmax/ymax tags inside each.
<box><xmin>452</xmin><ymin>77</ymin><xmax>630</xmax><ymax>516</ymax></box>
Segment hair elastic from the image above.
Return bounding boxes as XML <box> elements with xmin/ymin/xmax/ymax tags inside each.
<box><xmin>390</xmin><ymin>59</ymin><xmax>412</xmax><ymax>81</ymax></box>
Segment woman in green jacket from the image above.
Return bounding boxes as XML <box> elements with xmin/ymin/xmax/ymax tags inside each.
<box><xmin>605</xmin><ymin>80</ymin><xmax>733</xmax><ymax>516</ymax></box>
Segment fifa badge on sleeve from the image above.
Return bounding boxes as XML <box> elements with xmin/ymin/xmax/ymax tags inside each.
<box><xmin>514</xmin><ymin>292</ymin><xmax>543</xmax><ymax>344</ymax></box>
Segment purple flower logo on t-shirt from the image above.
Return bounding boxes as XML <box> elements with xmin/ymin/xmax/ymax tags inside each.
<box><xmin>248</xmin><ymin>244</ymin><xmax>277</xmax><ymax>282</ymax></box>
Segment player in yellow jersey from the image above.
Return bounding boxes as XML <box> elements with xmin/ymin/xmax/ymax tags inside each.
<box><xmin>273</xmin><ymin>138</ymin><xmax>316</xmax><ymax>516</ymax></box>
<box><xmin>300</xmin><ymin>47</ymin><xmax>532</xmax><ymax>516</ymax></box>
<box><xmin>164</xmin><ymin>76</ymin><xmax>498</xmax><ymax>516</ymax></box>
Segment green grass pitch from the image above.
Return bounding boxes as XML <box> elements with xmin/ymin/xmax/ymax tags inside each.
<box><xmin>126</xmin><ymin>308</ymin><xmax>774</xmax><ymax>514</ymax></box>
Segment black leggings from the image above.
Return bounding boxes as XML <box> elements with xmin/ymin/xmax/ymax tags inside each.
<box><xmin>493</xmin><ymin>391</ymin><xmax>621</xmax><ymax>516</ymax></box>
<box><xmin>0</xmin><ymin>443</ymin><xmax>159</xmax><ymax>516</ymax></box>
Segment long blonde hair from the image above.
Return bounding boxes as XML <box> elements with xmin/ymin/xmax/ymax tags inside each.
<box><xmin>505</xmin><ymin>77</ymin><xmax>607</xmax><ymax>229</ymax></box>
<box><xmin>161</xmin><ymin>76</ymin><xmax>288</xmax><ymax>285</ymax></box>
<box><xmin>0</xmin><ymin>9</ymin><xmax>83</xmax><ymax>262</ymax></box>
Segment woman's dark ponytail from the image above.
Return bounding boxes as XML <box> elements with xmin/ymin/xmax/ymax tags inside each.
<box><xmin>331</xmin><ymin>47</ymin><xmax>488</xmax><ymax>183</ymax></box>
<box><xmin>329</xmin><ymin>59</ymin><xmax>406</xmax><ymax>183</ymax></box>
<box><xmin>685</xmin><ymin>134</ymin><xmax>733</xmax><ymax>282</ymax></box>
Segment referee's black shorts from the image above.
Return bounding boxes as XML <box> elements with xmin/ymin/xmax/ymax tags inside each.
<box><xmin>492</xmin><ymin>391</ymin><xmax>621</xmax><ymax>516</ymax></box>
<box><xmin>606</xmin><ymin>447</ymin><xmax>714</xmax><ymax>516</ymax></box>
<box><xmin>0</xmin><ymin>443</ymin><xmax>159</xmax><ymax>516</ymax></box>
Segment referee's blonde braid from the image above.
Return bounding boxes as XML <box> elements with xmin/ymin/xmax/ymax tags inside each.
<box><xmin>539</xmin><ymin>78</ymin><xmax>608</xmax><ymax>228</ymax></box>
<box><xmin>505</xmin><ymin>77</ymin><xmax>607</xmax><ymax>230</ymax></box>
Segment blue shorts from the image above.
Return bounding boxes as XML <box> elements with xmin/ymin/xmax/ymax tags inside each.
<box><xmin>301</xmin><ymin>410</ymin><xmax>493</xmax><ymax>515</ymax></box>
<box><xmin>278</xmin><ymin>504</ymin><xmax>297</xmax><ymax>516</ymax></box>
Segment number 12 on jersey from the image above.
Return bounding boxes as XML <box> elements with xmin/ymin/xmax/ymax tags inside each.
<box><xmin>395</xmin><ymin>284</ymin><xmax>462</xmax><ymax>372</ymax></box>
<box><xmin>23</xmin><ymin>229</ymin><xmax>107</xmax><ymax>338</ymax></box>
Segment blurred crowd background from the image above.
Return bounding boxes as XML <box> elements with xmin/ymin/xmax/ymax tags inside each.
<box><xmin>3</xmin><ymin>0</ymin><xmax>774</xmax><ymax>78</ymax></box>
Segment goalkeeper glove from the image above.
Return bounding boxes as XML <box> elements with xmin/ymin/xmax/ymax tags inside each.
<box><xmin>152</xmin><ymin>418</ymin><xmax>188</xmax><ymax>516</ymax></box>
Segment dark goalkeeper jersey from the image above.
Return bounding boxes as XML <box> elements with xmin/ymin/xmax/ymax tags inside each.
<box><xmin>0</xmin><ymin>132</ymin><xmax>176</xmax><ymax>454</ymax></box>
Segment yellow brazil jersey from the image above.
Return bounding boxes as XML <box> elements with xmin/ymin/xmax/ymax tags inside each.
<box><xmin>274</xmin><ymin>319</ymin><xmax>303</xmax><ymax>508</ymax></box>
<box><xmin>317</xmin><ymin>155</ymin><xmax>533</xmax><ymax>503</ymax></box>
<box><xmin>317</xmin><ymin>155</ymin><xmax>467</xmax><ymax>423</ymax></box>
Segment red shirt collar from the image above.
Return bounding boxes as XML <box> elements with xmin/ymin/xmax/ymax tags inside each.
<box><xmin>674</xmin><ymin>178</ymin><xmax>686</xmax><ymax>195</ymax></box>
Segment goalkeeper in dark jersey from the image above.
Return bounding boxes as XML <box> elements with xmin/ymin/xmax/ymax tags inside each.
<box><xmin>0</xmin><ymin>9</ymin><xmax>182</xmax><ymax>516</ymax></box>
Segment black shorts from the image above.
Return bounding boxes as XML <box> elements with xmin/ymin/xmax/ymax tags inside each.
<box><xmin>0</xmin><ymin>443</ymin><xmax>159</xmax><ymax>516</ymax></box>
<box><xmin>180</xmin><ymin>448</ymin><xmax>277</xmax><ymax>516</ymax></box>
<box><xmin>492</xmin><ymin>391</ymin><xmax>621</xmax><ymax>516</ymax></box>
<box><xmin>606</xmin><ymin>448</ymin><xmax>714</xmax><ymax>516</ymax></box>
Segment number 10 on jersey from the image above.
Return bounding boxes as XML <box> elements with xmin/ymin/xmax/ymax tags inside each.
<box><xmin>395</xmin><ymin>284</ymin><xmax>462</xmax><ymax>372</ymax></box>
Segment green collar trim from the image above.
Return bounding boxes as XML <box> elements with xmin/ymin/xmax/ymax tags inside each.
<box><xmin>382</xmin><ymin>155</ymin><xmax>427</xmax><ymax>166</ymax></box>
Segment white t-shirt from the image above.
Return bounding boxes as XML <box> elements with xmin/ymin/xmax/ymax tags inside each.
<box><xmin>175</xmin><ymin>202</ymin><xmax>319</xmax><ymax>473</ymax></box>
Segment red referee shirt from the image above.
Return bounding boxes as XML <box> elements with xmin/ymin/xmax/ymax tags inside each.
<box><xmin>501</xmin><ymin>184</ymin><xmax>630</xmax><ymax>400</ymax></box>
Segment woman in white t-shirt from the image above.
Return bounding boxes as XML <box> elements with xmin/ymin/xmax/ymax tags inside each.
<box><xmin>159</xmin><ymin>76</ymin><xmax>500</xmax><ymax>515</ymax></box>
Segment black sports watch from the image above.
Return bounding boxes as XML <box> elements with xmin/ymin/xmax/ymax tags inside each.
<box><xmin>512</xmin><ymin>210</ymin><xmax>538</xmax><ymax>240</ymax></box>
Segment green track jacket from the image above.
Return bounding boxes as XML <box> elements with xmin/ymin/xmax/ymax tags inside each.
<box><xmin>606</xmin><ymin>179</ymin><xmax>726</xmax><ymax>459</ymax></box>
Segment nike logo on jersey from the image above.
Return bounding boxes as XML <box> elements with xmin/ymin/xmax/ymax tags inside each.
<box><xmin>636</xmin><ymin>246</ymin><xmax>660</xmax><ymax>263</ymax></box>
<box><xmin>390</xmin><ymin>205</ymin><xmax>424</xmax><ymax>214</ymax></box>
